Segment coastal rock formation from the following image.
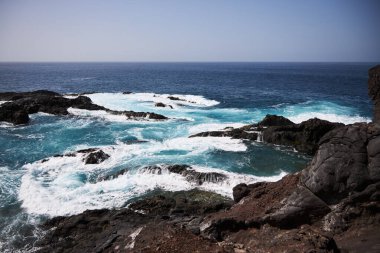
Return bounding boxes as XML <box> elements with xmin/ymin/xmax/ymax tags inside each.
<box><xmin>257</xmin><ymin>114</ymin><xmax>294</xmax><ymax>127</ymax></box>
<box><xmin>0</xmin><ymin>90</ymin><xmax>167</xmax><ymax>124</ymax></box>
<box><xmin>41</xmin><ymin>148</ymin><xmax>110</xmax><ymax>165</ymax></box>
<box><xmin>36</xmin><ymin>189</ymin><xmax>232</xmax><ymax>253</ymax></box>
<box><xmin>262</xmin><ymin>117</ymin><xmax>343</xmax><ymax>155</ymax></box>
<box><xmin>35</xmin><ymin>66</ymin><xmax>380</xmax><ymax>252</ymax></box>
<box><xmin>141</xmin><ymin>165</ymin><xmax>228</xmax><ymax>185</ymax></box>
<box><xmin>191</xmin><ymin>114</ymin><xmax>343</xmax><ymax>155</ymax></box>
<box><xmin>369</xmin><ymin>65</ymin><xmax>380</xmax><ymax>123</ymax></box>
<box><xmin>83</xmin><ymin>150</ymin><xmax>110</xmax><ymax>164</ymax></box>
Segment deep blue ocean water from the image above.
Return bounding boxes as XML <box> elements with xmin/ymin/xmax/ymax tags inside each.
<box><xmin>0</xmin><ymin>62</ymin><xmax>375</xmax><ymax>251</ymax></box>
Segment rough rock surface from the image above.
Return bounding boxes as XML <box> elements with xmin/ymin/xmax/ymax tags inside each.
<box><xmin>141</xmin><ymin>164</ymin><xmax>228</xmax><ymax>185</ymax></box>
<box><xmin>36</xmin><ymin>189</ymin><xmax>232</xmax><ymax>253</ymax></box>
<box><xmin>257</xmin><ymin>114</ymin><xmax>294</xmax><ymax>127</ymax></box>
<box><xmin>262</xmin><ymin>118</ymin><xmax>343</xmax><ymax>155</ymax></box>
<box><xmin>0</xmin><ymin>90</ymin><xmax>167</xmax><ymax>124</ymax></box>
<box><xmin>83</xmin><ymin>150</ymin><xmax>110</xmax><ymax>164</ymax></box>
<box><xmin>369</xmin><ymin>65</ymin><xmax>380</xmax><ymax>123</ymax></box>
<box><xmin>191</xmin><ymin>115</ymin><xmax>343</xmax><ymax>155</ymax></box>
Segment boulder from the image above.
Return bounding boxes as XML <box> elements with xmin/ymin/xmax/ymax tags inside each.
<box><xmin>301</xmin><ymin>123</ymin><xmax>380</xmax><ymax>204</ymax></box>
<box><xmin>83</xmin><ymin>150</ymin><xmax>110</xmax><ymax>164</ymax></box>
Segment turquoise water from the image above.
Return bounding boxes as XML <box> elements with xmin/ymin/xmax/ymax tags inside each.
<box><xmin>0</xmin><ymin>62</ymin><xmax>374</xmax><ymax>251</ymax></box>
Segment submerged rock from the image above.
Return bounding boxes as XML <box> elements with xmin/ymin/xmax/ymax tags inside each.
<box><xmin>155</xmin><ymin>102</ymin><xmax>173</xmax><ymax>109</ymax></box>
<box><xmin>141</xmin><ymin>164</ymin><xmax>227</xmax><ymax>185</ymax></box>
<box><xmin>97</xmin><ymin>168</ymin><xmax>129</xmax><ymax>182</ymax></box>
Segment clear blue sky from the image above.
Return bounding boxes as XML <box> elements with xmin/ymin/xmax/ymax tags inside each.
<box><xmin>0</xmin><ymin>0</ymin><xmax>379</xmax><ymax>62</ymax></box>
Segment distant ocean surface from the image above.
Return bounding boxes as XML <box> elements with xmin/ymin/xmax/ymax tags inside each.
<box><xmin>0</xmin><ymin>62</ymin><xmax>374</xmax><ymax>252</ymax></box>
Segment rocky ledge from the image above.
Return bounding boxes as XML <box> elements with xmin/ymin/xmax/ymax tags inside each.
<box><xmin>190</xmin><ymin>114</ymin><xmax>343</xmax><ymax>155</ymax></box>
<box><xmin>0</xmin><ymin>90</ymin><xmax>167</xmax><ymax>124</ymax></box>
<box><xmin>34</xmin><ymin>65</ymin><xmax>380</xmax><ymax>252</ymax></box>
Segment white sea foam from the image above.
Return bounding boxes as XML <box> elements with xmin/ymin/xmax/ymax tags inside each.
<box><xmin>0</xmin><ymin>101</ymin><xmax>10</xmax><ymax>105</ymax></box>
<box><xmin>19</xmin><ymin>154</ymin><xmax>286</xmax><ymax>216</ymax></box>
<box><xmin>18</xmin><ymin>134</ymin><xmax>251</xmax><ymax>217</ymax></box>
<box><xmin>126</xmin><ymin>92</ymin><xmax>220</xmax><ymax>107</ymax></box>
<box><xmin>86</xmin><ymin>92</ymin><xmax>219</xmax><ymax>110</ymax></box>
<box><xmin>67</xmin><ymin>108</ymin><xmax>165</xmax><ymax>123</ymax></box>
<box><xmin>188</xmin><ymin>123</ymin><xmax>246</xmax><ymax>135</ymax></box>
<box><xmin>161</xmin><ymin>137</ymin><xmax>247</xmax><ymax>153</ymax></box>
<box><xmin>287</xmin><ymin>112</ymin><xmax>371</xmax><ymax>124</ymax></box>
<box><xmin>0</xmin><ymin>122</ymin><xmax>14</xmax><ymax>128</ymax></box>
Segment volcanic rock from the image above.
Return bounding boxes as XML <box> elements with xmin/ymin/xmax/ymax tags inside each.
<box><xmin>257</xmin><ymin>114</ymin><xmax>294</xmax><ymax>127</ymax></box>
<box><xmin>155</xmin><ymin>102</ymin><xmax>173</xmax><ymax>109</ymax></box>
<box><xmin>0</xmin><ymin>90</ymin><xmax>168</xmax><ymax>124</ymax></box>
<box><xmin>83</xmin><ymin>150</ymin><xmax>110</xmax><ymax>164</ymax></box>
<box><xmin>369</xmin><ymin>65</ymin><xmax>380</xmax><ymax>123</ymax></box>
<box><xmin>142</xmin><ymin>165</ymin><xmax>228</xmax><ymax>185</ymax></box>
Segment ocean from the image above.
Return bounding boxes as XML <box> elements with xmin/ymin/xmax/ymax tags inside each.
<box><xmin>0</xmin><ymin>62</ymin><xmax>374</xmax><ymax>252</ymax></box>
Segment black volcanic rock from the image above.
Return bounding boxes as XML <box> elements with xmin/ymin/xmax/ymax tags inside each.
<box><xmin>36</xmin><ymin>190</ymin><xmax>231</xmax><ymax>253</ymax></box>
<box><xmin>190</xmin><ymin>127</ymin><xmax>259</xmax><ymax>141</ymax></box>
<box><xmin>129</xmin><ymin>189</ymin><xmax>233</xmax><ymax>216</ymax></box>
<box><xmin>262</xmin><ymin>118</ymin><xmax>343</xmax><ymax>155</ymax></box>
<box><xmin>155</xmin><ymin>102</ymin><xmax>173</xmax><ymax>109</ymax></box>
<box><xmin>142</xmin><ymin>165</ymin><xmax>227</xmax><ymax>185</ymax></box>
<box><xmin>369</xmin><ymin>65</ymin><xmax>380</xmax><ymax>123</ymax></box>
<box><xmin>191</xmin><ymin>116</ymin><xmax>342</xmax><ymax>155</ymax></box>
<box><xmin>83</xmin><ymin>150</ymin><xmax>110</xmax><ymax>164</ymax></box>
<box><xmin>257</xmin><ymin>114</ymin><xmax>294</xmax><ymax>127</ymax></box>
<box><xmin>0</xmin><ymin>90</ymin><xmax>168</xmax><ymax>124</ymax></box>
<box><xmin>301</xmin><ymin>123</ymin><xmax>380</xmax><ymax>205</ymax></box>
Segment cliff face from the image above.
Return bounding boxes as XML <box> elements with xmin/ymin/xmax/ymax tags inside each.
<box><xmin>369</xmin><ymin>65</ymin><xmax>380</xmax><ymax>123</ymax></box>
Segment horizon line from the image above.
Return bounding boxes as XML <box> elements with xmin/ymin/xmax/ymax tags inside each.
<box><xmin>0</xmin><ymin>60</ymin><xmax>378</xmax><ymax>64</ymax></box>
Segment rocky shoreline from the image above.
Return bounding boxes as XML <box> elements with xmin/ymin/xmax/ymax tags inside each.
<box><xmin>0</xmin><ymin>90</ymin><xmax>167</xmax><ymax>124</ymax></box>
<box><xmin>3</xmin><ymin>65</ymin><xmax>379</xmax><ymax>252</ymax></box>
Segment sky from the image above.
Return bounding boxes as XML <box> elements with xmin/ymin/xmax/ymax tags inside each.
<box><xmin>0</xmin><ymin>0</ymin><xmax>379</xmax><ymax>62</ymax></box>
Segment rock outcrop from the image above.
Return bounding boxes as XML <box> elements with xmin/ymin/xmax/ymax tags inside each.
<box><xmin>0</xmin><ymin>90</ymin><xmax>167</xmax><ymax>124</ymax></box>
<box><xmin>36</xmin><ymin>189</ymin><xmax>232</xmax><ymax>253</ymax></box>
<box><xmin>191</xmin><ymin>114</ymin><xmax>343</xmax><ymax>155</ymax></box>
<box><xmin>262</xmin><ymin>117</ymin><xmax>343</xmax><ymax>155</ymax></box>
<box><xmin>141</xmin><ymin>165</ymin><xmax>228</xmax><ymax>185</ymax></box>
<box><xmin>369</xmin><ymin>65</ymin><xmax>380</xmax><ymax>123</ymax></box>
